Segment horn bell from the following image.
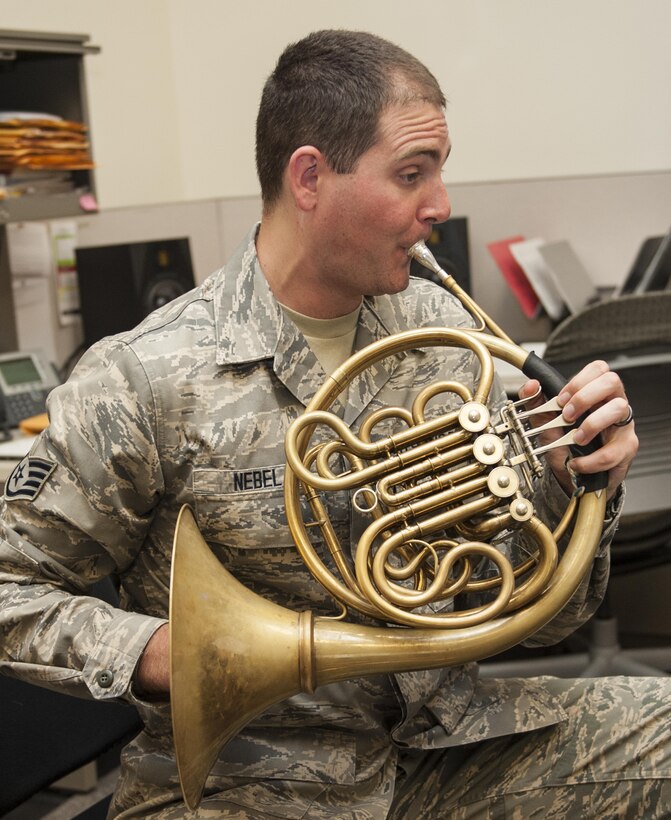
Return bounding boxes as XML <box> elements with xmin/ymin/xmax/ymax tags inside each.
<box><xmin>169</xmin><ymin>505</ymin><xmax>314</xmax><ymax>810</ymax></box>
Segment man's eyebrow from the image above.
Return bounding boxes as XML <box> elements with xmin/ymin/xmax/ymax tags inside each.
<box><xmin>397</xmin><ymin>144</ymin><xmax>452</xmax><ymax>164</ymax></box>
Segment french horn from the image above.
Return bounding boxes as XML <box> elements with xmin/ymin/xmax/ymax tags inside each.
<box><xmin>169</xmin><ymin>241</ymin><xmax>607</xmax><ymax>809</ymax></box>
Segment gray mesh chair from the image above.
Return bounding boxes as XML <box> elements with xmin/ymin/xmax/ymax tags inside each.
<box><xmin>481</xmin><ymin>291</ymin><xmax>671</xmax><ymax>677</ymax></box>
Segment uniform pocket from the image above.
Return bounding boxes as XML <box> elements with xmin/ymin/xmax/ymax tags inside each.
<box><xmin>214</xmin><ymin>725</ymin><xmax>356</xmax><ymax>785</ymax></box>
<box><xmin>190</xmin><ymin>465</ymin><xmax>350</xmax><ymax>611</ymax></box>
<box><xmin>192</xmin><ymin>465</ymin><xmax>292</xmax><ymax>549</ymax></box>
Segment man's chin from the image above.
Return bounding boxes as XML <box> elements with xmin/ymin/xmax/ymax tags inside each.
<box><xmin>381</xmin><ymin>269</ymin><xmax>411</xmax><ymax>296</ymax></box>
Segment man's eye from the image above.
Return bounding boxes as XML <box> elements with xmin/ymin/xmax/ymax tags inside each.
<box><xmin>400</xmin><ymin>171</ymin><xmax>420</xmax><ymax>184</ymax></box>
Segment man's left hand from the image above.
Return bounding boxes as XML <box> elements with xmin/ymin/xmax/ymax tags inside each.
<box><xmin>519</xmin><ymin>359</ymin><xmax>638</xmax><ymax>501</ymax></box>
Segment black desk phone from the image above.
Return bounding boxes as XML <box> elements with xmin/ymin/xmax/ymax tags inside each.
<box><xmin>0</xmin><ymin>350</ymin><xmax>60</xmax><ymax>429</ymax></box>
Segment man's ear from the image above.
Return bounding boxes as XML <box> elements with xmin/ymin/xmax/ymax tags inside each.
<box><xmin>287</xmin><ymin>146</ymin><xmax>323</xmax><ymax>211</ymax></box>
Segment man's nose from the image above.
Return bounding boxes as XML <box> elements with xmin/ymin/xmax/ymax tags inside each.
<box><xmin>420</xmin><ymin>182</ymin><xmax>452</xmax><ymax>224</ymax></box>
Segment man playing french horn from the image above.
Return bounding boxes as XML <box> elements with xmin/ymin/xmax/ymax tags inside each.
<box><xmin>1</xmin><ymin>29</ymin><xmax>669</xmax><ymax>819</ymax></box>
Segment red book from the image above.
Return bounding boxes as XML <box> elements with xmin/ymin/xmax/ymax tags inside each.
<box><xmin>487</xmin><ymin>236</ymin><xmax>541</xmax><ymax>319</ymax></box>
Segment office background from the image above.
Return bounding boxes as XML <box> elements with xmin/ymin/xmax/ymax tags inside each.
<box><xmin>1</xmin><ymin>1</ymin><xmax>670</xmax><ymax>632</ymax></box>
<box><xmin>2</xmin><ymin>0</ymin><xmax>670</xmax><ymax>349</ymax></box>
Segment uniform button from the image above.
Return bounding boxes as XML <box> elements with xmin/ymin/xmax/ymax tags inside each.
<box><xmin>96</xmin><ymin>669</ymin><xmax>114</xmax><ymax>688</ymax></box>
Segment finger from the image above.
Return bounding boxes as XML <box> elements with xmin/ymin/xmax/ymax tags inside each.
<box><xmin>571</xmin><ymin>397</ymin><xmax>633</xmax><ymax>445</ymax></box>
<box><xmin>559</xmin><ymin>370</ymin><xmax>625</xmax><ymax>424</ymax></box>
<box><xmin>557</xmin><ymin>360</ymin><xmax>611</xmax><ymax>401</ymax></box>
<box><xmin>517</xmin><ymin>378</ymin><xmax>543</xmax><ymax>405</ymax></box>
<box><xmin>516</xmin><ymin>379</ymin><xmax>565</xmax><ymax>436</ymax></box>
<box><xmin>568</xmin><ymin>429</ymin><xmax>638</xmax><ymax>488</ymax></box>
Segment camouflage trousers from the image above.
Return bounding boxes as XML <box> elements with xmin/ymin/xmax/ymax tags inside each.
<box><xmin>117</xmin><ymin>676</ymin><xmax>671</xmax><ymax>819</ymax></box>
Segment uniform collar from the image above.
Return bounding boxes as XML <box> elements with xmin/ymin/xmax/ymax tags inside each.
<box><xmin>214</xmin><ymin>225</ymin><xmax>282</xmax><ymax>366</ymax></box>
<box><xmin>213</xmin><ymin>224</ymin><xmax>419</xmax><ymax>410</ymax></box>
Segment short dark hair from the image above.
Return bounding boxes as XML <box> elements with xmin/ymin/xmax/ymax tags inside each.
<box><xmin>255</xmin><ymin>29</ymin><xmax>446</xmax><ymax>208</ymax></box>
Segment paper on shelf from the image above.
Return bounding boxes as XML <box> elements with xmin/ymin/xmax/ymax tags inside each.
<box><xmin>509</xmin><ymin>238</ymin><xmax>567</xmax><ymax>322</ymax></box>
<box><xmin>487</xmin><ymin>236</ymin><xmax>541</xmax><ymax>319</ymax></box>
<box><xmin>6</xmin><ymin>221</ymin><xmax>52</xmax><ymax>278</ymax></box>
<box><xmin>51</xmin><ymin>220</ymin><xmax>81</xmax><ymax>326</ymax></box>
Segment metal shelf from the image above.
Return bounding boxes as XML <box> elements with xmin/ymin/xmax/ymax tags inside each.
<box><xmin>0</xmin><ymin>190</ymin><xmax>95</xmax><ymax>225</ymax></box>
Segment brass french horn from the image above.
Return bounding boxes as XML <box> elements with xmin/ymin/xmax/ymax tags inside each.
<box><xmin>170</xmin><ymin>241</ymin><xmax>607</xmax><ymax>809</ymax></box>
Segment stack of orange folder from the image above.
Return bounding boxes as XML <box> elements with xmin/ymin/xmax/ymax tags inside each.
<box><xmin>0</xmin><ymin>115</ymin><xmax>93</xmax><ymax>173</ymax></box>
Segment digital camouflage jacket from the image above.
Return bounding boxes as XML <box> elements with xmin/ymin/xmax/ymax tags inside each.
<box><xmin>0</xmin><ymin>227</ymin><xmax>619</xmax><ymax>815</ymax></box>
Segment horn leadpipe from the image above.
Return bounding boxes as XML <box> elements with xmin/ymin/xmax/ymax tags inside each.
<box><xmin>408</xmin><ymin>240</ymin><xmax>515</xmax><ymax>345</ymax></box>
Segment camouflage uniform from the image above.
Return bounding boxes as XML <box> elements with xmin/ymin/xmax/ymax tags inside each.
<box><xmin>1</xmin><ymin>227</ymin><xmax>669</xmax><ymax>818</ymax></box>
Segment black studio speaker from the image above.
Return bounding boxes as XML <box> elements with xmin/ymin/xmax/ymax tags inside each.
<box><xmin>410</xmin><ymin>217</ymin><xmax>471</xmax><ymax>294</ymax></box>
<box><xmin>75</xmin><ymin>238</ymin><xmax>195</xmax><ymax>348</ymax></box>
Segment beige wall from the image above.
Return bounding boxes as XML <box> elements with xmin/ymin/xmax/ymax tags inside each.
<box><xmin>1</xmin><ymin>0</ymin><xmax>670</xmax><ymax>209</ymax></box>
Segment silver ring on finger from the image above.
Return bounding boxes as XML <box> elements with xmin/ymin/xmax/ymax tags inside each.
<box><xmin>613</xmin><ymin>404</ymin><xmax>634</xmax><ymax>427</ymax></box>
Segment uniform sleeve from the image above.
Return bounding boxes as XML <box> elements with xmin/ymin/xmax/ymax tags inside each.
<box><xmin>0</xmin><ymin>338</ymin><xmax>167</xmax><ymax>702</ymax></box>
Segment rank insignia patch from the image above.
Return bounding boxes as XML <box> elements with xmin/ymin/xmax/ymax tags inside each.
<box><xmin>4</xmin><ymin>456</ymin><xmax>56</xmax><ymax>502</ymax></box>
